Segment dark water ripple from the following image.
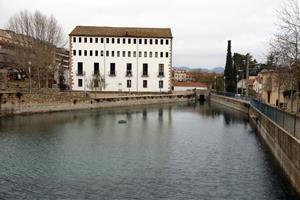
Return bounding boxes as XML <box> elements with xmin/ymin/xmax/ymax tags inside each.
<box><xmin>0</xmin><ymin>102</ymin><xmax>299</xmax><ymax>200</ymax></box>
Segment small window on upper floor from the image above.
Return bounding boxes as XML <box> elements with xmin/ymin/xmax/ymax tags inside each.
<box><xmin>139</xmin><ymin>39</ymin><xmax>142</xmax><ymax>44</ymax></box>
<box><xmin>165</xmin><ymin>52</ymin><xmax>169</xmax><ymax>58</ymax></box>
<box><xmin>117</xmin><ymin>51</ymin><xmax>120</xmax><ymax>57</ymax></box>
<box><xmin>166</xmin><ymin>39</ymin><xmax>169</xmax><ymax>45</ymax></box>
<box><xmin>149</xmin><ymin>52</ymin><xmax>152</xmax><ymax>58</ymax></box>
<box><xmin>112</xmin><ymin>38</ymin><xmax>115</xmax><ymax>44</ymax></box>
<box><xmin>133</xmin><ymin>51</ymin><xmax>137</xmax><ymax>57</ymax></box>
<box><xmin>90</xmin><ymin>50</ymin><xmax>93</xmax><ymax>56</ymax></box>
<box><xmin>122</xmin><ymin>51</ymin><xmax>126</xmax><ymax>57</ymax></box>
<box><xmin>100</xmin><ymin>50</ymin><xmax>104</xmax><ymax>56</ymax></box>
<box><xmin>112</xmin><ymin>51</ymin><xmax>115</xmax><ymax>57</ymax></box>
<box><xmin>160</xmin><ymin>39</ymin><xmax>163</xmax><ymax>45</ymax></box>
<box><xmin>95</xmin><ymin>50</ymin><xmax>98</xmax><ymax>56</ymax></box>
<box><xmin>128</xmin><ymin>38</ymin><xmax>131</xmax><ymax>44</ymax></box>
<box><xmin>78</xmin><ymin>37</ymin><xmax>82</xmax><ymax>43</ymax></box>
<box><xmin>155</xmin><ymin>52</ymin><xmax>158</xmax><ymax>58</ymax></box>
<box><xmin>139</xmin><ymin>51</ymin><xmax>142</xmax><ymax>57</ymax></box>
<box><xmin>123</xmin><ymin>38</ymin><xmax>126</xmax><ymax>44</ymax></box>
<box><xmin>106</xmin><ymin>51</ymin><xmax>109</xmax><ymax>57</ymax></box>
<box><xmin>101</xmin><ymin>38</ymin><xmax>104</xmax><ymax>43</ymax></box>
<box><xmin>84</xmin><ymin>50</ymin><xmax>87</xmax><ymax>56</ymax></box>
<box><xmin>150</xmin><ymin>39</ymin><xmax>153</xmax><ymax>45</ymax></box>
<box><xmin>84</xmin><ymin>38</ymin><xmax>87</xmax><ymax>43</ymax></box>
<box><xmin>106</xmin><ymin>38</ymin><xmax>109</xmax><ymax>44</ymax></box>
<box><xmin>79</xmin><ymin>50</ymin><xmax>82</xmax><ymax>56</ymax></box>
<box><xmin>144</xmin><ymin>51</ymin><xmax>147</xmax><ymax>58</ymax></box>
<box><xmin>73</xmin><ymin>37</ymin><xmax>76</xmax><ymax>43</ymax></box>
<box><xmin>160</xmin><ymin>52</ymin><xmax>163</xmax><ymax>58</ymax></box>
<box><xmin>144</xmin><ymin>39</ymin><xmax>147</xmax><ymax>45</ymax></box>
<box><xmin>133</xmin><ymin>39</ymin><xmax>137</xmax><ymax>44</ymax></box>
<box><xmin>73</xmin><ymin>50</ymin><xmax>76</xmax><ymax>56</ymax></box>
<box><xmin>155</xmin><ymin>39</ymin><xmax>158</xmax><ymax>45</ymax></box>
<box><xmin>90</xmin><ymin>38</ymin><xmax>93</xmax><ymax>43</ymax></box>
<box><xmin>117</xmin><ymin>38</ymin><xmax>120</xmax><ymax>44</ymax></box>
<box><xmin>95</xmin><ymin>38</ymin><xmax>98</xmax><ymax>43</ymax></box>
<box><xmin>128</xmin><ymin>51</ymin><xmax>131</xmax><ymax>57</ymax></box>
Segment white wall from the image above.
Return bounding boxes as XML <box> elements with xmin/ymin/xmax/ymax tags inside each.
<box><xmin>70</xmin><ymin>36</ymin><xmax>171</xmax><ymax>92</ymax></box>
<box><xmin>174</xmin><ymin>86</ymin><xmax>207</xmax><ymax>91</ymax></box>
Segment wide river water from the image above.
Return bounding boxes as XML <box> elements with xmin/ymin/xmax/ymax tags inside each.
<box><xmin>0</xmin><ymin>102</ymin><xmax>299</xmax><ymax>200</ymax></box>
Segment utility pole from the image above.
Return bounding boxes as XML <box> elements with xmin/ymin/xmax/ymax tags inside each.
<box><xmin>245</xmin><ymin>53</ymin><xmax>250</xmax><ymax>96</ymax></box>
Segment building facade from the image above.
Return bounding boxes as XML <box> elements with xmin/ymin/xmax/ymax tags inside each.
<box><xmin>69</xmin><ymin>26</ymin><xmax>173</xmax><ymax>92</ymax></box>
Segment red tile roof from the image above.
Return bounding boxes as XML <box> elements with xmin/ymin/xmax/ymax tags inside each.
<box><xmin>173</xmin><ymin>82</ymin><xmax>207</xmax><ymax>87</ymax></box>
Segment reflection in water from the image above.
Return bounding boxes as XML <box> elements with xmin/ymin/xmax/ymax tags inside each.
<box><xmin>0</xmin><ymin>102</ymin><xmax>298</xmax><ymax>200</ymax></box>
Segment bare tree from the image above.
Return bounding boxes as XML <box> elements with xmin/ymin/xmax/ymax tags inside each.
<box><xmin>270</xmin><ymin>0</ymin><xmax>300</xmax><ymax>111</ymax></box>
<box><xmin>6</xmin><ymin>10</ymin><xmax>66</xmax><ymax>89</ymax></box>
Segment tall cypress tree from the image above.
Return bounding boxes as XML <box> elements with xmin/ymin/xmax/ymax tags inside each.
<box><xmin>224</xmin><ymin>40</ymin><xmax>236</xmax><ymax>93</ymax></box>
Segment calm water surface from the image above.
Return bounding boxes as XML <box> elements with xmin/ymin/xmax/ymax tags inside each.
<box><xmin>0</xmin><ymin>102</ymin><xmax>299</xmax><ymax>200</ymax></box>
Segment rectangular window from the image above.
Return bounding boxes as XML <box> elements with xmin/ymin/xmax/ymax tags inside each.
<box><xmin>159</xmin><ymin>80</ymin><xmax>163</xmax><ymax>88</ymax></box>
<box><xmin>73</xmin><ymin>37</ymin><xmax>76</xmax><ymax>43</ymax></box>
<box><xmin>117</xmin><ymin>51</ymin><xmax>120</xmax><ymax>57</ymax></box>
<box><xmin>142</xmin><ymin>63</ymin><xmax>148</xmax><ymax>76</ymax></box>
<box><xmin>78</xmin><ymin>79</ymin><xmax>83</xmax><ymax>87</ymax></box>
<box><xmin>94</xmin><ymin>63</ymin><xmax>99</xmax><ymax>75</ymax></box>
<box><xmin>144</xmin><ymin>51</ymin><xmax>147</xmax><ymax>57</ymax></box>
<box><xmin>110</xmin><ymin>63</ymin><xmax>115</xmax><ymax>76</ymax></box>
<box><xmin>79</xmin><ymin>50</ymin><xmax>82</xmax><ymax>56</ymax></box>
<box><xmin>77</xmin><ymin>62</ymin><xmax>83</xmax><ymax>75</ymax></box>
<box><xmin>78</xmin><ymin>37</ymin><xmax>82</xmax><ymax>43</ymax></box>
<box><xmin>165</xmin><ymin>52</ymin><xmax>169</xmax><ymax>58</ymax></box>
<box><xmin>84</xmin><ymin>50</ymin><xmax>87</xmax><ymax>56</ymax></box>
<box><xmin>155</xmin><ymin>52</ymin><xmax>158</xmax><ymax>58</ymax></box>
<box><xmin>84</xmin><ymin>37</ymin><xmax>87</xmax><ymax>43</ymax></box>
<box><xmin>133</xmin><ymin>39</ymin><xmax>137</xmax><ymax>44</ymax></box>
<box><xmin>149</xmin><ymin>52</ymin><xmax>152</xmax><ymax>58</ymax></box>
<box><xmin>159</xmin><ymin>64</ymin><xmax>164</xmax><ymax>76</ymax></box>
<box><xmin>123</xmin><ymin>38</ymin><xmax>126</xmax><ymax>44</ymax></box>
<box><xmin>90</xmin><ymin>50</ymin><xmax>93</xmax><ymax>56</ymax></box>
<box><xmin>73</xmin><ymin>50</ymin><xmax>76</xmax><ymax>56</ymax></box>
<box><xmin>100</xmin><ymin>50</ymin><xmax>104</xmax><ymax>56</ymax></box>
<box><xmin>126</xmin><ymin>63</ymin><xmax>132</xmax><ymax>76</ymax></box>
<box><xmin>139</xmin><ymin>39</ymin><xmax>142</xmax><ymax>44</ymax></box>
<box><xmin>133</xmin><ymin>51</ymin><xmax>137</xmax><ymax>57</ymax></box>
<box><xmin>112</xmin><ymin>51</ymin><xmax>115</xmax><ymax>57</ymax></box>
<box><xmin>90</xmin><ymin>37</ymin><xmax>93</xmax><ymax>43</ymax></box>
<box><xmin>95</xmin><ymin>50</ymin><xmax>98</xmax><ymax>56</ymax></box>
<box><xmin>106</xmin><ymin>38</ymin><xmax>109</xmax><ymax>43</ymax></box>
<box><xmin>128</xmin><ymin>38</ymin><xmax>131</xmax><ymax>44</ymax></box>
<box><xmin>101</xmin><ymin>38</ymin><xmax>104</xmax><ymax>43</ymax></box>
<box><xmin>166</xmin><ymin>39</ymin><xmax>169</xmax><ymax>45</ymax></box>
<box><xmin>112</xmin><ymin>38</ymin><xmax>115</xmax><ymax>44</ymax></box>
<box><xmin>143</xmin><ymin>80</ymin><xmax>147</xmax><ymax>88</ymax></box>
<box><xmin>139</xmin><ymin>51</ymin><xmax>142</xmax><ymax>57</ymax></box>
<box><xmin>160</xmin><ymin>39</ymin><xmax>163</xmax><ymax>45</ymax></box>
<box><xmin>122</xmin><ymin>51</ymin><xmax>126</xmax><ymax>57</ymax></box>
<box><xmin>155</xmin><ymin>39</ymin><xmax>158</xmax><ymax>44</ymax></box>
<box><xmin>128</xmin><ymin>51</ymin><xmax>131</xmax><ymax>57</ymax></box>
<box><xmin>106</xmin><ymin>51</ymin><xmax>109</xmax><ymax>57</ymax></box>
<box><xmin>117</xmin><ymin>38</ymin><xmax>120</xmax><ymax>44</ymax></box>
<box><xmin>160</xmin><ymin>52</ymin><xmax>163</xmax><ymax>58</ymax></box>
<box><xmin>150</xmin><ymin>39</ymin><xmax>153</xmax><ymax>45</ymax></box>
<box><xmin>95</xmin><ymin>38</ymin><xmax>98</xmax><ymax>43</ymax></box>
<box><xmin>127</xmin><ymin>80</ymin><xmax>131</xmax><ymax>88</ymax></box>
<box><xmin>144</xmin><ymin>39</ymin><xmax>147</xmax><ymax>44</ymax></box>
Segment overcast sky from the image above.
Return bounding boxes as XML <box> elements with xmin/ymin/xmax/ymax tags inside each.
<box><xmin>0</xmin><ymin>0</ymin><xmax>286</xmax><ymax>69</ymax></box>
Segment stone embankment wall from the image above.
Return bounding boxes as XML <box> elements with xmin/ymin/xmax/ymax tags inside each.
<box><xmin>210</xmin><ymin>94</ymin><xmax>250</xmax><ymax>113</ymax></box>
<box><xmin>211</xmin><ymin>93</ymin><xmax>300</xmax><ymax>195</ymax></box>
<box><xmin>0</xmin><ymin>92</ymin><xmax>195</xmax><ymax>116</ymax></box>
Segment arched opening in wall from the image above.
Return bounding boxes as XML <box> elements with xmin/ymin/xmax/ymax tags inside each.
<box><xmin>199</xmin><ymin>94</ymin><xmax>205</xmax><ymax>102</ymax></box>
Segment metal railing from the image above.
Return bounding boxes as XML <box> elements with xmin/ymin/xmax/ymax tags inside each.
<box><xmin>251</xmin><ymin>99</ymin><xmax>300</xmax><ymax>139</ymax></box>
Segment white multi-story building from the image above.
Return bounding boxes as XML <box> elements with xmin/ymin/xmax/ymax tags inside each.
<box><xmin>69</xmin><ymin>26</ymin><xmax>172</xmax><ymax>92</ymax></box>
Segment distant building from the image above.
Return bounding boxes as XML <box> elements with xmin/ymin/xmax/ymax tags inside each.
<box><xmin>173</xmin><ymin>81</ymin><xmax>208</xmax><ymax>91</ymax></box>
<box><xmin>69</xmin><ymin>26</ymin><xmax>173</xmax><ymax>92</ymax></box>
<box><xmin>173</xmin><ymin>69</ymin><xmax>187</xmax><ymax>82</ymax></box>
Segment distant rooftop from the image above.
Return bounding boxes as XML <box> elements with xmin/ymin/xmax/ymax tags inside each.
<box><xmin>69</xmin><ymin>26</ymin><xmax>172</xmax><ymax>38</ymax></box>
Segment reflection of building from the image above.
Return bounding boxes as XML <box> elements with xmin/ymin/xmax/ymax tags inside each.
<box><xmin>69</xmin><ymin>26</ymin><xmax>172</xmax><ymax>92</ymax></box>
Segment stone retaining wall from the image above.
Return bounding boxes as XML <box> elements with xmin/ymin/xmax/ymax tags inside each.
<box><xmin>210</xmin><ymin>94</ymin><xmax>250</xmax><ymax>113</ymax></box>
